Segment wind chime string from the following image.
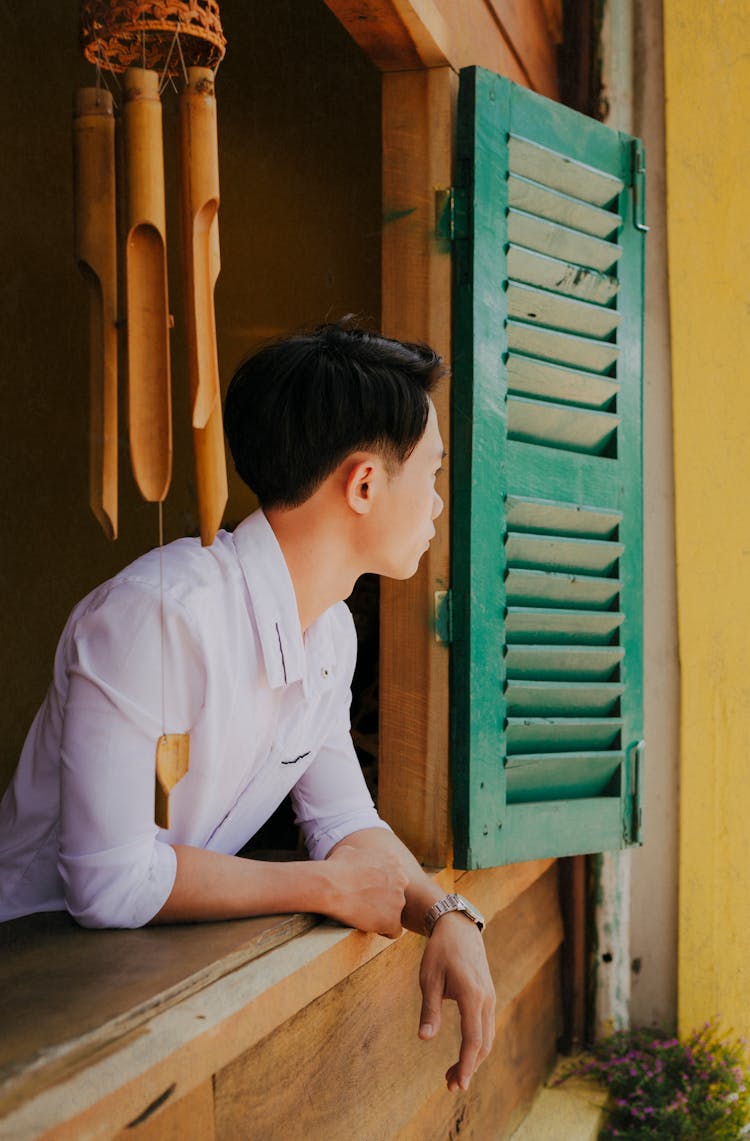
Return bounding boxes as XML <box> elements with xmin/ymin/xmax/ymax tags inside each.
<box><xmin>158</xmin><ymin>499</ymin><xmax>167</xmax><ymax>740</ymax></box>
<box><xmin>175</xmin><ymin>29</ymin><xmax>189</xmax><ymax>85</ymax></box>
<box><xmin>92</xmin><ymin>44</ymin><xmax>120</xmax><ymax>105</ymax></box>
<box><xmin>158</xmin><ymin>26</ymin><xmax>189</xmax><ymax>94</ymax></box>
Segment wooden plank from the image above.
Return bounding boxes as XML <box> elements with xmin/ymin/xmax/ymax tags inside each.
<box><xmin>506</xmin><ymin>568</ymin><xmax>622</xmax><ymax>610</ymax></box>
<box><xmin>505</xmin><ymin>498</ymin><xmax>621</xmax><ymax>539</ymax></box>
<box><xmin>506</xmin><ymin>645</ymin><xmax>624</xmax><ymax>681</ymax></box>
<box><xmin>325</xmin><ymin>0</ymin><xmax>537</xmax><ymax>86</ymax></box>
<box><xmin>0</xmin><ymin>910</ymin><xmax>315</xmax><ymax>1096</ymax></box>
<box><xmin>505</xmin><ymin>606</ymin><xmax>624</xmax><ymax>643</ymax></box>
<box><xmin>455</xmin><ymin>855</ymin><xmax>554</xmax><ymax>918</ymax></box>
<box><xmin>508</xmin><ymin>397</ymin><xmax>620</xmax><ymax>454</ymax></box>
<box><xmin>213</xmin><ymin>867</ymin><xmax>563</xmax><ymax>1140</ymax></box>
<box><xmin>509</xmin><ymin>175</ymin><xmax>623</xmax><ymax>239</ymax></box>
<box><xmin>432</xmin><ymin>0</ymin><xmax>531</xmax><ymax>86</ymax></box>
<box><xmin>507</xmin><ymin>246</ymin><xmax>620</xmax><ymax>304</ymax></box>
<box><xmin>322</xmin><ymin>0</ymin><xmax>450</xmax><ymax>70</ymax></box>
<box><xmin>507</xmin><ymin>355</ymin><xmax>619</xmax><ymax>410</ymax></box>
<box><xmin>112</xmin><ymin>1080</ymin><xmax>215</xmax><ymax>1141</ymax></box>
<box><xmin>0</xmin><ymin>923</ymin><xmax>397</xmax><ymax>1140</ymax></box>
<box><xmin>484</xmin><ymin>0</ymin><xmax>561</xmax><ymax>97</ymax></box>
<box><xmin>379</xmin><ymin>67</ymin><xmax>455</xmax><ymax>867</ymax></box>
<box><xmin>539</xmin><ymin>0</ymin><xmax>563</xmax><ymax>45</ymax></box>
<box><xmin>507</xmin><ymin>283</ymin><xmax>621</xmax><ymax>338</ymax></box>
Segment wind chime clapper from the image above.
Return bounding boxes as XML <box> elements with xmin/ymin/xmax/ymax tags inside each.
<box><xmin>155</xmin><ymin>731</ymin><xmax>191</xmax><ymax>831</ymax></box>
<box><xmin>74</xmin><ymin>0</ymin><xmax>228</xmax><ymax>545</ymax></box>
<box><xmin>73</xmin><ymin>87</ymin><xmax>118</xmax><ymax>541</ymax></box>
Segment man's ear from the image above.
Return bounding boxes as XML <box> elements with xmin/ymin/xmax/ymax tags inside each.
<box><xmin>344</xmin><ymin>457</ymin><xmax>379</xmax><ymax>515</ymax></box>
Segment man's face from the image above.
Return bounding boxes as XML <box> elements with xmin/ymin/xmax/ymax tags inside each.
<box><xmin>370</xmin><ymin>399</ymin><xmax>445</xmax><ymax>580</ymax></box>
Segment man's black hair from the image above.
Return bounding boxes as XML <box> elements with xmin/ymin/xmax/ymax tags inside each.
<box><xmin>223</xmin><ymin>322</ymin><xmax>444</xmax><ymax>508</ymax></box>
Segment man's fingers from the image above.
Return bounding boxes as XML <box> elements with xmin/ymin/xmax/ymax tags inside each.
<box><xmin>454</xmin><ymin>1009</ymin><xmax>484</xmax><ymax>1090</ymax></box>
<box><xmin>446</xmin><ymin>990</ymin><xmax>495</xmax><ymax>1091</ymax></box>
<box><xmin>418</xmin><ymin>979</ymin><xmax>443</xmax><ymax>1041</ymax></box>
<box><xmin>481</xmin><ymin>992</ymin><xmax>496</xmax><ymax>1062</ymax></box>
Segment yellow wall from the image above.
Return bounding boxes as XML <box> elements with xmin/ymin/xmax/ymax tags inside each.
<box><xmin>663</xmin><ymin>0</ymin><xmax>750</xmax><ymax>1033</ymax></box>
<box><xmin>0</xmin><ymin>1</ymin><xmax>380</xmax><ymax>793</ymax></box>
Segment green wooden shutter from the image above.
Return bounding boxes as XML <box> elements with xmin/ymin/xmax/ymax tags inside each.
<box><xmin>451</xmin><ymin>67</ymin><xmax>645</xmax><ymax>869</ymax></box>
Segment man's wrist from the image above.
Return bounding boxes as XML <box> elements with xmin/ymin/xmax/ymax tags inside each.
<box><xmin>423</xmin><ymin>893</ymin><xmax>485</xmax><ymax>936</ymax></box>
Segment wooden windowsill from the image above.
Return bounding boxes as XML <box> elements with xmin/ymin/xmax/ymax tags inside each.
<box><xmin>0</xmin><ymin>909</ymin><xmax>318</xmax><ymax>1119</ymax></box>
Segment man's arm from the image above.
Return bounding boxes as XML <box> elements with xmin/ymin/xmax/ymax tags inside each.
<box><xmin>327</xmin><ymin>827</ymin><xmax>496</xmax><ymax>1093</ymax></box>
<box><xmin>151</xmin><ymin>840</ymin><xmax>408</xmax><ymax>937</ymax></box>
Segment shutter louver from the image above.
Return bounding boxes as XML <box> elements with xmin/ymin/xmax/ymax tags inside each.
<box><xmin>451</xmin><ymin>69</ymin><xmax>645</xmax><ymax>868</ymax></box>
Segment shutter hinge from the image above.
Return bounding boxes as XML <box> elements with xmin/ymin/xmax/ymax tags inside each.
<box><xmin>435</xmin><ymin>187</ymin><xmax>469</xmax><ymax>242</ymax></box>
<box><xmin>630</xmin><ymin>139</ymin><xmax>649</xmax><ymax>234</ymax></box>
<box><xmin>434</xmin><ymin>589</ymin><xmax>453</xmax><ymax>644</ymax></box>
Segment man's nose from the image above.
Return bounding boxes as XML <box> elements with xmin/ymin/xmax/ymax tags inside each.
<box><xmin>432</xmin><ymin>491</ymin><xmax>444</xmax><ymax>520</ymax></box>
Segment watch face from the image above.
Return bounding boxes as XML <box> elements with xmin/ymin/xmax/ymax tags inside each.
<box><xmin>425</xmin><ymin>894</ymin><xmax>485</xmax><ymax>934</ymax></box>
<box><xmin>456</xmin><ymin>895</ymin><xmax>485</xmax><ymax>930</ymax></box>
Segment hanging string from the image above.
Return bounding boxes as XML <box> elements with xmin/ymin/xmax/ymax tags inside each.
<box><xmin>175</xmin><ymin>31</ymin><xmax>190</xmax><ymax>85</ymax></box>
<box><xmin>92</xmin><ymin>44</ymin><xmax>120</xmax><ymax>107</ymax></box>
<box><xmin>158</xmin><ymin>499</ymin><xmax>166</xmax><ymax>738</ymax></box>
<box><xmin>158</xmin><ymin>25</ymin><xmax>189</xmax><ymax>94</ymax></box>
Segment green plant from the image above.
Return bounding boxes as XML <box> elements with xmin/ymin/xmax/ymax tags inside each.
<box><xmin>562</xmin><ymin>1021</ymin><xmax>750</xmax><ymax>1139</ymax></box>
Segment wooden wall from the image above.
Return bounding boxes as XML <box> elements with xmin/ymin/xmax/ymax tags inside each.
<box><xmin>0</xmin><ymin>861</ymin><xmax>559</xmax><ymax>1139</ymax></box>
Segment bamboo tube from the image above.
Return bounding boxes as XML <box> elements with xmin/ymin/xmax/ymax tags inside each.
<box><xmin>179</xmin><ymin>66</ymin><xmax>221</xmax><ymax>430</ymax></box>
<box><xmin>73</xmin><ymin>88</ymin><xmax>118</xmax><ymax>540</ymax></box>
<box><xmin>193</xmin><ymin>400</ymin><xmax>228</xmax><ymax>545</ymax></box>
<box><xmin>179</xmin><ymin>66</ymin><xmax>227</xmax><ymax>544</ymax></box>
<box><xmin>123</xmin><ymin>67</ymin><xmax>172</xmax><ymax>503</ymax></box>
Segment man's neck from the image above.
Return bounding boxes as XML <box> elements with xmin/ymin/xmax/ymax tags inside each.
<box><xmin>264</xmin><ymin>504</ymin><xmax>359</xmax><ymax>633</ymax></box>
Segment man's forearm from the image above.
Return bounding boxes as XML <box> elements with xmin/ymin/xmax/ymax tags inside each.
<box><xmin>151</xmin><ymin>839</ymin><xmax>409</xmax><ymax>937</ymax></box>
<box><xmin>151</xmin><ymin>844</ymin><xmax>341</xmax><ymax>924</ymax></box>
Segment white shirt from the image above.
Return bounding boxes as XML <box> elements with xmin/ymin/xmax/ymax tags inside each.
<box><xmin>0</xmin><ymin>510</ymin><xmax>388</xmax><ymax>928</ymax></box>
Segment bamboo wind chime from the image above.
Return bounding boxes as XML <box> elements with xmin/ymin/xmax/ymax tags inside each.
<box><xmin>75</xmin><ymin>0</ymin><xmax>228</xmax><ymax>546</ymax></box>
<box><xmin>75</xmin><ymin>1</ymin><xmax>228</xmax><ymax>826</ymax></box>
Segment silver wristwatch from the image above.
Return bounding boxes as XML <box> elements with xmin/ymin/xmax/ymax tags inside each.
<box><xmin>423</xmin><ymin>893</ymin><xmax>485</xmax><ymax>936</ymax></box>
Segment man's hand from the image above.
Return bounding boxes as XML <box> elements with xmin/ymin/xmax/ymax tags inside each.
<box><xmin>323</xmin><ymin>843</ymin><xmax>409</xmax><ymax>938</ymax></box>
<box><xmin>326</xmin><ymin>828</ymin><xmax>496</xmax><ymax>1092</ymax></box>
<box><xmin>418</xmin><ymin>911</ymin><xmax>496</xmax><ymax>1092</ymax></box>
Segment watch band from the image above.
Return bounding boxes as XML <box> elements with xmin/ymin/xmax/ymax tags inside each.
<box><xmin>423</xmin><ymin>893</ymin><xmax>485</xmax><ymax>936</ymax></box>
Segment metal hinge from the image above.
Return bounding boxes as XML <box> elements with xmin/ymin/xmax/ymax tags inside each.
<box><xmin>435</xmin><ymin>187</ymin><xmax>469</xmax><ymax>242</ymax></box>
<box><xmin>434</xmin><ymin>589</ymin><xmax>453</xmax><ymax>644</ymax></box>
<box><xmin>631</xmin><ymin>139</ymin><xmax>649</xmax><ymax>234</ymax></box>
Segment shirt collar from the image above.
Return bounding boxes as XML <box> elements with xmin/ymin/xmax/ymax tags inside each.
<box><xmin>232</xmin><ymin>510</ymin><xmax>337</xmax><ymax>695</ymax></box>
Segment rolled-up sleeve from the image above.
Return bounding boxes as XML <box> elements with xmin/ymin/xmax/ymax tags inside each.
<box><xmin>292</xmin><ymin>728</ymin><xmax>390</xmax><ymax>860</ymax></box>
<box><xmin>58</xmin><ymin>582</ymin><xmax>205</xmax><ymax>928</ymax></box>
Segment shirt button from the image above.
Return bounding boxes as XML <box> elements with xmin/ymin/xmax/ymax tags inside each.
<box><xmin>321</xmin><ymin>667</ymin><xmax>329</xmax><ymax>678</ymax></box>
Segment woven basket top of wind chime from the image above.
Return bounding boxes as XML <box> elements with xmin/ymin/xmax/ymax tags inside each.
<box><xmin>80</xmin><ymin>0</ymin><xmax>226</xmax><ymax>74</ymax></box>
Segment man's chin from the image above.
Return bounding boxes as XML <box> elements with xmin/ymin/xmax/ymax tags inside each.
<box><xmin>383</xmin><ymin>552</ymin><xmax>427</xmax><ymax>581</ymax></box>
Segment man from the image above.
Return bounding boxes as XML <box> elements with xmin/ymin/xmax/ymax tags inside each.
<box><xmin>0</xmin><ymin>323</ymin><xmax>495</xmax><ymax>1092</ymax></box>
